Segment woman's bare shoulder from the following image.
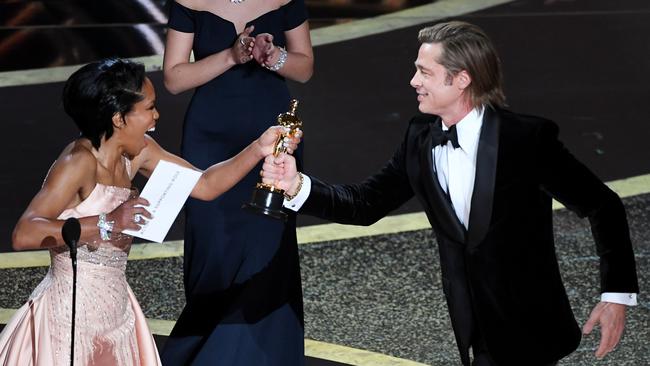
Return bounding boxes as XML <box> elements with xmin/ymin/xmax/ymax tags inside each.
<box><xmin>47</xmin><ymin>140</ymin><xmax>97</xmax><ymax>186</ymax></box>
<box><xmin>60</xmin><ymin>140</ymin><xmax>95</xmax><ymax>166</ymax></box>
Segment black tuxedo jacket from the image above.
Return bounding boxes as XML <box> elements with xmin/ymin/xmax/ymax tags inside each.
<box><xmin>300</xmin><ymin>107</ymin><xmax>639</xmax><ymax>366</ymax></box>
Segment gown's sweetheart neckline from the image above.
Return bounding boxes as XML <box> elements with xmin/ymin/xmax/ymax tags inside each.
<box><xmin>62</xmin><ymin>183</ymin><xmax>131</xmax><ymax>216</ymax></box>
<box><xmin>173</xmin><ymin>1</ymin><xmax>295</xmax><ymax>35</ymax></box>
<box><xmin>83</xmin><ymin>183</ymin><xmax>130</xmax><ymax>199</ymax></box>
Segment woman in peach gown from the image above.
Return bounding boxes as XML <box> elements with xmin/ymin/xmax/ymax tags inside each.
<box><xmin>0</xmin><ymin>58</ymin><xmax>298</xmax><ymax>365</ymax></box>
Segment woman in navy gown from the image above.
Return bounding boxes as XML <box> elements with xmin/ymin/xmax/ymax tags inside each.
<box><xmin>161</xmin><ymin>0</ymin><xmax>313</xmax><ymax>364</ymax></box>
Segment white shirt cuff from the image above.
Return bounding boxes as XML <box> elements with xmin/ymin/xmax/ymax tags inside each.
<box><xmin>601</xmin><ymin>292</ymin><xmax>637</xmax><ymax>306</ymax></box>
<box><xmin>283</xmin><ymin>174</ymin><xmax>311</xmax><ymax>212</ymax></box>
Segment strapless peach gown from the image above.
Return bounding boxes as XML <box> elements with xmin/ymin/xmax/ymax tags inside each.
<box><xmin>0</xmin><ymin>184</ymin><xmax>162</xmax><ymax>365</ymax></box>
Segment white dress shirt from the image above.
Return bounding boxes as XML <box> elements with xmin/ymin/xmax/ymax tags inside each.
<box><xmin>284</xmin><ymin>108</ymin><xmax>636</xmax><ymax>306</ymax></box>
<box><xmin>433</xmin><ymin>107</ymin><xmax>483</xmax><ymax>229</ymax></box>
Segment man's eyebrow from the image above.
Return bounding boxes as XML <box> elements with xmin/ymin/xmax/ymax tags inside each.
<box><xmin>415</xmin><ymin>63</ymin><xmax>430</xmax><ymax>71</ymax></box>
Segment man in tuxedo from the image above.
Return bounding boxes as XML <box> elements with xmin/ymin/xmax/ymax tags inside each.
<box><xmin>261</xmin><ymin>21</ymin><xmax>639</xmax><ymax>366</ymax></box>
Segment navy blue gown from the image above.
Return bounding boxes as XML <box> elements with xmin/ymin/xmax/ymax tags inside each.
<box><xmin>161</xmin><ymin>2</ymin><xmax>307</xmax><ymax>365</ymax></box>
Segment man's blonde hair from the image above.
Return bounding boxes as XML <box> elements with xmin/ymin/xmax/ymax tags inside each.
<box><xmin>418</xmin><ymin>21</ymin><xmax>506</xmax><ymax>108</ymax></box>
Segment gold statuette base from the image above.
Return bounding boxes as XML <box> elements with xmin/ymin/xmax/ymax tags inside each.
<box><xmin>241</xmin><ymin>183</ymin><xmax>287</xmax><ymax>221</ymax></box>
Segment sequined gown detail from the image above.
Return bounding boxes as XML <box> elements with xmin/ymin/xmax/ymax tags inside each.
<box><xmin>0</xmin><ymin>182</ymin><xmax>161</xmax><ymax>365</ymax></box>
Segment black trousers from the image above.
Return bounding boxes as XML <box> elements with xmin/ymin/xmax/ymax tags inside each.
<box><xmin>472</xmin><ymin>352</ymin><xmax>558</xmax><ymax>366</ymax></box>
<box><xmin>470</xmin><ymin>328</ymin><xmax>559</xmax><ymax>366</ymax></box>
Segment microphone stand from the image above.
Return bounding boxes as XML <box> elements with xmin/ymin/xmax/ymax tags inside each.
<box><xmin>70</xmin><ymin>241</ymin><xmax>77</xmax><ymax>366</ymax></box>
<box><xmin>62</xmin><ymin>218</ymin><xmax>80</xmax><ymax>366</ymax></box>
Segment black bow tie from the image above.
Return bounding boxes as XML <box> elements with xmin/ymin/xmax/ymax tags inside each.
<box><xmin>432</xmin><ymin>121</ymin><xmax>460</xmax><ymax>149</ymax></box>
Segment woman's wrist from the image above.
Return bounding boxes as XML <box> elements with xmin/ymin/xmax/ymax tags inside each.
<box><xmin>225</xmin><ymin>47</ymin><xmax>239</xmax><ymax>66</ymax></box>
<box><xmin>266</xmin><ymin>46</ymin><xmax>280</xmax><ymax>65</ymax></box>
<box><xmin>252</xmin><ymin>139</ymin><xmax>267</xmax><ymax>160</ymax></box>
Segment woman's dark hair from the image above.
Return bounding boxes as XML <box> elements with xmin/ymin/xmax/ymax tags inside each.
<box><xmin>62</xmin><ymin>58</ymin><xmax>146</xmax><ymax>149</ymax></box>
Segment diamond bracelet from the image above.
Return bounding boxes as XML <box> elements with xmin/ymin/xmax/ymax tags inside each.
<box><xmin>97</xmin><ymin>213</ymin><xmax>115</xmax><ymax>240</ymax></box>
<box><xmin>265</xmin><ymin>46</ymin><xmax>288</xmax><ymax>72</ymax></box>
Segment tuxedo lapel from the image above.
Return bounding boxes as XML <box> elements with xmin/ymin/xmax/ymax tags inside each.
<box><xmin>419</xmin><ymin>118</ymin><xmax>466</xmax><ymax>243</ymax></box>
<box><xmin>467</xmin><ymin>107</ymin><xmax>500</xmax><ymax>249</ymax></box>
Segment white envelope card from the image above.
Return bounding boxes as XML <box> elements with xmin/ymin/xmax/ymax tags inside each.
<box><xmin>123</xmin><ymin>160</ymin><xmax>201</xmax><ymax>243</ymax></box>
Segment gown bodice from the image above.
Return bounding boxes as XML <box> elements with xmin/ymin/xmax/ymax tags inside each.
<box><xmin>52</xmin><ymin>183</ymin><xmax>132</xmax><ymax>271</ymax></box>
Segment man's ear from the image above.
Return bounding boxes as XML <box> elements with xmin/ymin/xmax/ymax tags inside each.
<box><xmin>457</xmin><ymin>70</ymin><xmax>472</xmax><ymax>90</ymax></box>
<box><xmin>112</xmin><ymin>112</ymin><xmax>125</xmax><ymax>129</ymax></box>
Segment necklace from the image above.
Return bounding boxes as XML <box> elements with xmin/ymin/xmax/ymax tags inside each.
<box><xmin>230</xmin><ymin>0</ymin><xmax>245</xmax><ymax>3</ymax></box>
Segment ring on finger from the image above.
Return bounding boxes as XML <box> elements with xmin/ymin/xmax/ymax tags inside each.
<box><xmin>134</xmin><ymin>214</ymin><xmax>140</xmax><ymax>223</ymax></box>
<box><xmin>239</xmin><ymin>38</ymin><xmax>246</xmax><ymax>46</ymax></box>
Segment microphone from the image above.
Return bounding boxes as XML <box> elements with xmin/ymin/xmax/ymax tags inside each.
<box><xmin>61</xmin><ymin>217</ymin><xmax>80</xmax><ymax>366</ymax></box>
<box><xmin>62</xmin><ymin>217</ymin><xmax>80</xmax><ymax>259</ymax></box>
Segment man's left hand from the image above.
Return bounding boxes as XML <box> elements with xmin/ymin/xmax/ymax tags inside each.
<box><xmin>582</xmin><ymin>301</ymin><xmax>626</xmax><ymax>359</ymax></box>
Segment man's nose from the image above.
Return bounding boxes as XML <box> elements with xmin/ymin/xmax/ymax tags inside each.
<box><xmin>409</xmin><ymin>74</ymin><xmax>419</xmax><ymax>88</ymax></box>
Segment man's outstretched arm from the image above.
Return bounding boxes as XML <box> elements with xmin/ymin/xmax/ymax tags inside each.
<box><xmin>261</xmin><ymin>148</ymin><xmax>414</xmax><ymax>226</ymax></box>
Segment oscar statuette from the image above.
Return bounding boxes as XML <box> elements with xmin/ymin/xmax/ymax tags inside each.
<box><xmin>242</xmin><ymin>99</ymin><xmax>302</xmax><ymax>221</ymax></box>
